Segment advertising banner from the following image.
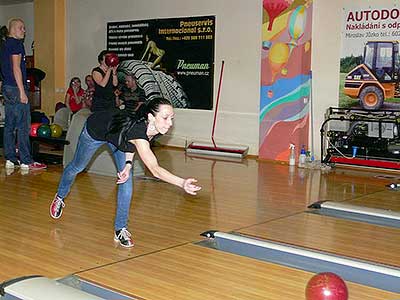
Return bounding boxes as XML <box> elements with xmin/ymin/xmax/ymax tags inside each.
<box><xmin>107</xmin><ymin>16</ymin><xmax>215</xmax><ymax>109</ymax></box>
<box><xmin>340</xmin><ymin>5</ymin><xmax>400</xmax><ymax>110</ymax></box>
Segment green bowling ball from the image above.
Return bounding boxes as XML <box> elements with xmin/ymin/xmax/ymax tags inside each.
<box><xmin>37</xmin><ymin>124</ymin><xmax>52</xmax><ymax>138</ymax></box>
<box><xmin>50</xmin><ymin>124</ymin><xmax>63</xmax><ymax>138</ymax></box>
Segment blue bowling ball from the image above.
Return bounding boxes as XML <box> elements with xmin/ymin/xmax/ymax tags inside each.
<box><xmin>41</xmin><ymin>115</ymin><xmax>50</xmax><ymax>124</ymax></box>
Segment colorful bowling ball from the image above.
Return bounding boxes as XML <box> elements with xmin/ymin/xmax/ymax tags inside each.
<box><xmin>105</xmin><ymin>52</ymin><xmax>119</xmax><ymax>67</ymax></box>
<box><xmin>30</xmin><ymin>123</ymin><xmax>42</xmax><ymax>137</ymax></box>
<box><xmin>41</xmin><ymin>115</ymin><xmax>50</xmax><ymax>124</ymax></box>
<box><xmin>306</xmin><ymin>272</ymin><xmax>348</xmax><ymax>300</ymax></box>
<box><xmin>50</xmin><ymin>124</ymin><xmax>63</xmax><ymax>138</ymax></box>
<box><xmin>37</xmin><ymin>124</ymin><xmax>52</xmax><ymax>138</ymax></box>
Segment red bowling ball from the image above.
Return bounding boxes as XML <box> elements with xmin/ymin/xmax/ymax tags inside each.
<box><xmin>105</xmin><ymin>52</ymin><xmax>119</xmax><ymax>67</ymax></box>
<box><xmin>305</xmin><ymin>272</ymin><xmax>348</xmax><ymax>300</ymax></box>
<box><xmin>30</xmin><ymin>123</ymin><xmax>42</xmax><ymax>137</ymax></box>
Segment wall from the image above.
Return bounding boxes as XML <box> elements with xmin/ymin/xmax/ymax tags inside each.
<box><xmin>54</xmin><ymin>0</ymin><xmax>66</xmax><ymax>105</ymax></box>
<box><xmin>68</xmin><ymin>0</ymin><xmax>392</xmax><ymax>159</ymax></box>
<box><xmin>34</xmin><ymin>0</ymin><xmax>66</xmax><ymax>114</ymax></box>
<box><xmin>0</xmin><ymin>2</ymin><xmax>34</xmax><ymax>55</ymax></box>
<box><xmin>311</xmin><ymin>0</ymin><xmax>343</xmax><ymax>160</ymax></box>
<box><xmin>3</xmin><ymin>0</ymin><xmax>393</xmax><ymax>159</ymax></box>
<box><xmin>66</xmin><ymin>0</ymin><xmax>262</xmax><ymax>155</ymax></box>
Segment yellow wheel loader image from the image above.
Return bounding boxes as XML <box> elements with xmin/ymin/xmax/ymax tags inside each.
<box><xmin>344</xmin><ymin>41</ymin><xmax>400</xmax><ymax>110</ymax></box>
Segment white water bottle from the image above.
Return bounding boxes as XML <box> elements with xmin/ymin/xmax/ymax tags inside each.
<box><xmin>289</xmin><ymin>144</ymin><xmax>296</xmax><ymax>166</ymax></box>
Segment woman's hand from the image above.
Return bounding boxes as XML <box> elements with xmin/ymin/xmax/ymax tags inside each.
<box><xmin>116</xmin><ymin>164</ymin><xmax>132</xmax><ymax>184</ymax></box>
<box><xmin>182</xmin><ymin>178</ymin><xmax>201</xmax><ymax>195</ymax></box>
<box><xmin>111</xmin><ymin>66</ymin><xmax>119</xmax><ymax>86</ymax></box>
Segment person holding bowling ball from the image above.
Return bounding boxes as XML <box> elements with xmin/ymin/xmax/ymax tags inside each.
<box><xmin>91</xmin><ymin>50</ymin><xmax>119</xmax><ymax>112</ymax></box>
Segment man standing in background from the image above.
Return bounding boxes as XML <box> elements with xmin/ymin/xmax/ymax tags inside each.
<box><xmin>0</xmin><ymin>18</ymin><xmax>46</xmax><ymax>170</ymax></box>
<box><xmin>115</xmin><ymin>74</ymin><xmax>145</xmax><ymax>112</ymax></box>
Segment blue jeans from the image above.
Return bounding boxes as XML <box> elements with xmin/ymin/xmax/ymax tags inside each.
<box><xmin>2</xmin><ymin>85</ymin><xmax>32</xmax><ymax>164</ymax></box>
<box><xmin>57</xmin><ymin>125</ymin><xmax>133</xmax><ymax>231</ymax></box>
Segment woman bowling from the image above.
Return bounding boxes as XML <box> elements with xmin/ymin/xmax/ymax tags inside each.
<box><xmin>50</xmin><ymin>97</ymin><xmax>201</xmax><ymax>248</ymax></box>
<box><xmin>91</xmin><ymin>50</ymin><xmax>119</xmax><ymax>112</ymax></box>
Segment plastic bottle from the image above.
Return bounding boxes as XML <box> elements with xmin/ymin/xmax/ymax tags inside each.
<box><xmin>289</xmin><ymin>144</ymin><xmax>296</xmax><ymax>166</ymax></box>
<box><xmin>298</xmin><ymin>145</ymin><xmax>306</xmax><ymax>168</ymax></box>
<box><xmin>305</xmin><ymin>151</ymin><xmax>315</xmax><ymax>169</ymax></box>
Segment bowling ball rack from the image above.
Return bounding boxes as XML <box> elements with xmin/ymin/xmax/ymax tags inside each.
<box><xmin>29</xmin><ymin>133</ymin><xmax>69</xmax><ymax>165</ymax></box>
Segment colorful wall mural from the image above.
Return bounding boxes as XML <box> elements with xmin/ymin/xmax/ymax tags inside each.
<box><xmin>260</xmin><ymin>0</ymin><xmax>313</xmax><ymax>161</ymax></box>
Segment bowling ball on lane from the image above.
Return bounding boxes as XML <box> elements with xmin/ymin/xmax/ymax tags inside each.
<box><xmin>305</xmin><ymin>272</ymin><xmax>348</xmax><ymax>300</ymax></box>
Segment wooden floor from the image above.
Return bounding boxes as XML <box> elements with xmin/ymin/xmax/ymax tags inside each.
<box><xmin>0</xmin><ymin>148</ymin><xmax>399</xmax><ymax>299</ymax></box>
<box><xmin>79</xmin><ymin>244</ymin><xmax>398</xmax><ymax>300</ymax></box>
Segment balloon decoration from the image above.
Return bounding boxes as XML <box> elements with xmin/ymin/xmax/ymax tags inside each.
<box><xmin>263</xmin><ymin>0</ymin><xmax>294</xmax><ymax>31</ymax></box>
<box><xmin>268</xmin><ymin>42</ymin><xmax>290</xmax><ymax>83</ymax></box>
<box><xmin>304</xmin><ymin>41</ymin><xmax>311</xmax><ymax>53</ymax></box>
<box><xmin>288</xmin><ymin>5</ymin><xmax>307</xmax><ymax>53</ymax></box>
<box><xmin>262</xmin><ymin>40</ymin><xmax>272</xmax><ymax>50</ymax></box>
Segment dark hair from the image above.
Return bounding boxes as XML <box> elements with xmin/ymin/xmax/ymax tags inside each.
<box><xmin>69</xmin><ymin>77</ymin><xmax>81</xmax><ymax>88</ymax></box>
<box><xmin>0</xmin><ymin>26</ymin><xmax>8</xmax><ymax>40</ymax></box>
<box><xmin>107</xmin><ymin>97</ymin><xmax>172</xmax><ymax>149</ymax></box>
<box><xmin>55</xmin><ymin>101</ymin><xmax>66</xmax><ymax>112</ymax></box>
<box><xmin>97</xmin><ymin>50</ymin><xmax>109</xmax><ymax>64</ymax></box>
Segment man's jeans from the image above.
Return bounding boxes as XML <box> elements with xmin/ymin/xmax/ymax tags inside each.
<box><xmin>57</xmin><ymin>125</ymin><xmax>134</xmax><ymax>230</ymax></box>
<box><xmin>2</xmin><ymin>85</ymin><xmax>32</xmax><ymax>164</ymax></box>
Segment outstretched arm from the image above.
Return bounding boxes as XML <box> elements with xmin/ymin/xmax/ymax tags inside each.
<box><xmin>132</xmin><ymin>139</ymin><xmax>201</xmax><ymax>195</ymax></box>
<box><xmin>116</xmin><ymin>152</ymin><xmax>135</xmax><ymax>184</ymax></box>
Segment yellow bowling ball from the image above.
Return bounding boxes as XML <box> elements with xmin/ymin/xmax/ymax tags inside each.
<box><xmin>50</xmin><ymin>124</ymin><xmax>63</xmax><ymax>138</ymax></box>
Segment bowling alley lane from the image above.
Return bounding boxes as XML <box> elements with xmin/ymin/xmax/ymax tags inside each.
<box><xmin>344</xmin><ymin>188</ymin><xmax>400</xmax><ymax>211</ymax></box>
<box><xmin>239</xmin><ymin>212</ymin><xmax>400</xmax><ymax>267</ymax></box>
<box><xmin>78</xmin><ymin>244</ymin><xmax>399</xmax><ymax>300</ymax></box>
